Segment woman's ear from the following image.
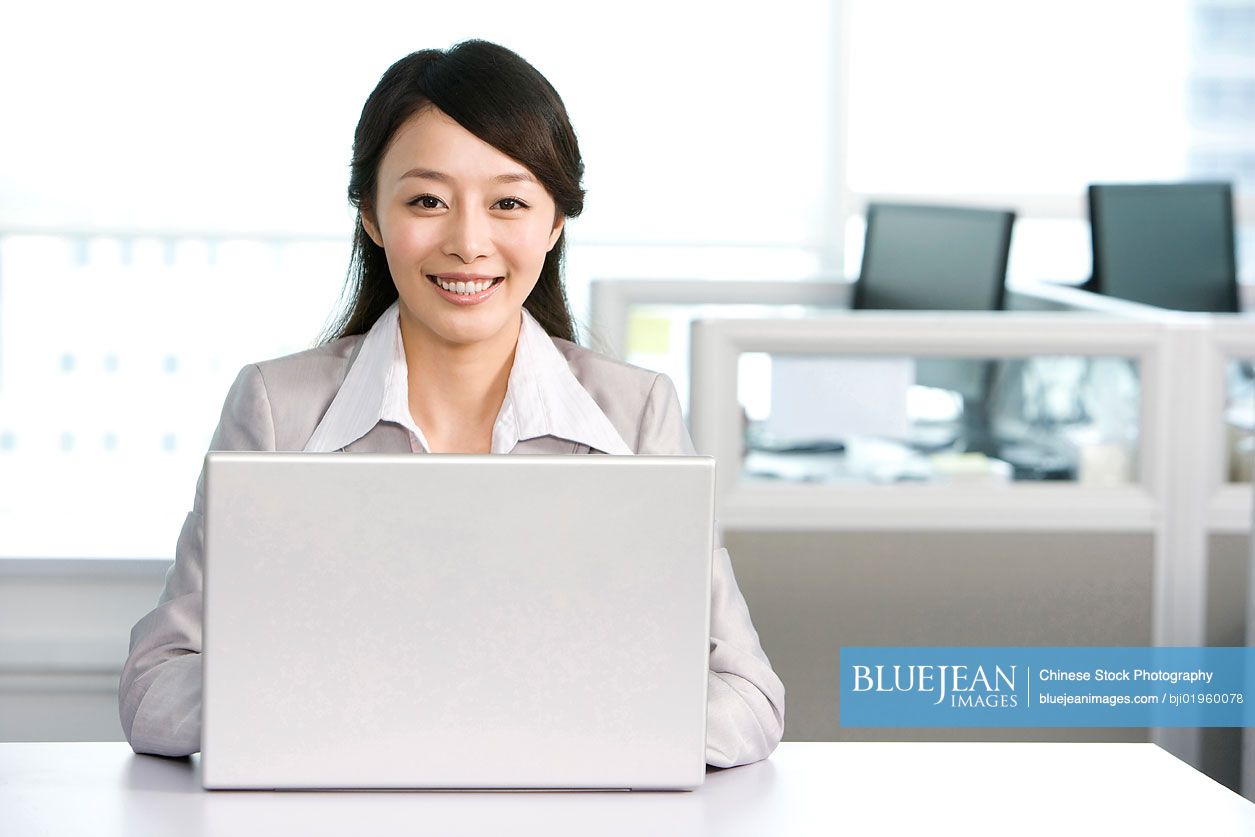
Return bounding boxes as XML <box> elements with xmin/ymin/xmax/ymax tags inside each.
<box><xmin>547</xmin><ymin>214</ymin><xmax>565</xmax><ymax>252</ymax></box>
<box><xmin>361</xmin><ymin>207</ymin><xmax>384</xmax><ymax>248</ymax></box>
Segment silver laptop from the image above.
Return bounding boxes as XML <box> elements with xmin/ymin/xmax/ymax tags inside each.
<box><xmin>201</xmin><ymin>452</ymin><xmax>714</xmax><ymax>791</ymax></box>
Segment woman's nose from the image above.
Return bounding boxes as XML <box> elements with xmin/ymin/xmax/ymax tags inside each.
<box><xmin>441</xmin><ymin>206</ymin><xmax>492</xmax><ymax>264</ymax></box>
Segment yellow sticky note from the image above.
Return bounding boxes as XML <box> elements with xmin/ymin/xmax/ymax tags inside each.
<box><xmin>626</xmin><ymin>312</ymin><xmax>672</xmax><ymax>355</ymax></box>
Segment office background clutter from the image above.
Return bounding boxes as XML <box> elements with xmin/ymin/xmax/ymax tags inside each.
<box><xmin>2</xmin><ymin>0</ymin><xmax>1255</xmax><ymax>798</ymax></box>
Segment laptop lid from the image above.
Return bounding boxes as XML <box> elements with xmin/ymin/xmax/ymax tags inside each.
<box><xmin>201</xmin><ymin>453</ymin><xmax>714</xmax><ymax>790</ymax></box>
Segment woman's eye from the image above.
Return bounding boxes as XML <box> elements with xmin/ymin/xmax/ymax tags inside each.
<box><xmin>410</xmin><ymin>195</ymin><xmax>444</xmax><ymax>209</ymax></box>
<box><xmin>496</xmin><ymin>197</ymin><xmax>527</xmax><ymax>211</ymax></box>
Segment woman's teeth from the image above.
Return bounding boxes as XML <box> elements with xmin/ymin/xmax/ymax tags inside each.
<box><xmin>435</xmin><ymin>277</ymin><xmax>495</xmax><ymax>295</ymax></box>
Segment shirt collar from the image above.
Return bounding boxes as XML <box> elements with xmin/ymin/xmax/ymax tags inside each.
<box><xmin>304</xmin><ymin>299</ymin><xmax>631</xmax><ymax>455</ymax></box>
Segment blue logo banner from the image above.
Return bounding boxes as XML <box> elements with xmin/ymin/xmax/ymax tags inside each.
<box><xmin>839</xmin><ymin>647</ymin><xmax>1255</xmax><ymax>727</ymax></box>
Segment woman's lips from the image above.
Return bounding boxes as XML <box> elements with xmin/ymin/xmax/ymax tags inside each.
<box><xmin>426</xmin><ymin>274</ymin><xmax>504</xmax><ymax>306</ymax></box>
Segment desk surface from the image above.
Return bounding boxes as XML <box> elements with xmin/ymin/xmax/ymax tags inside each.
<box><xmin>2</xmin><ymin>741</ymin><xmax>1253</xmax><ymax>836</ymax></box>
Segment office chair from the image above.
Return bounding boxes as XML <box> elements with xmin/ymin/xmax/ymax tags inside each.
<box><xmin>1087</xmin><ymin>181</ymin><xmax>1239</xmax><ymax>313</ymax></box>
<box><xmin>853</xmin><ymin>202</ymin><xmax>1017</xmax><ymax>457</ymax></box>
<box><xmin>854</xmin><ymin>202</ymin><xmax>1016</xmax><ymax>315</ymax></box>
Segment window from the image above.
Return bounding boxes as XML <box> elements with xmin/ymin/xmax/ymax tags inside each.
<box><xmin>843</xmin><ymin>0</ymin><xmax>1253</xmax><ymax>284</ymax></box>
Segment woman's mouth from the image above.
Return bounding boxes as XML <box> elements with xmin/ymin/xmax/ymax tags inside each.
<box><xmin>426</xmin><ymin>274</ymin><xmax>505</xmax><ymax>306</ymax></box>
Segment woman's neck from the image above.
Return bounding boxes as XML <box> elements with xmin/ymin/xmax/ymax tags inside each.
<box><xmin>398</xmin><ymin>311</ymin><xmax>520</xmax><ymax>453</ymax></box>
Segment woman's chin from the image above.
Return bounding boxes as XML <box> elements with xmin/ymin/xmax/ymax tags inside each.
<box><xmin>397</xmin><ymin>293</ymin><xmax>519</xmax><ymax>348</ymax></box>
<box><xmin>431</xmin><ymin>310</ymin><xmax>517</xmax><ymax>348</ymax></box>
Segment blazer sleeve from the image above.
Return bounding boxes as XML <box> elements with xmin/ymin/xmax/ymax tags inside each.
<box><xmin>118</xmin><ymin>364</ymin><xmax>276</xmax><ymax>755</ymax></box>
<box><xmin>635</xmin><ymin>373</ymin><xmax>786</xmax><ymax>769</ymax></box>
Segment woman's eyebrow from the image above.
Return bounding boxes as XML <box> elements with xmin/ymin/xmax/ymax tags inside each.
<box><xmin>398</xmin><ymin>168</ymin><xmax>537</xmax><ymax>185</ymax></box>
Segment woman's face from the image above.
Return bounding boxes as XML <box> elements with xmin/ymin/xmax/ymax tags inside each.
<box><xmin>363</xmin><ymin>106</ymin><xmax>564</xmax><ymax>349</ymax></box>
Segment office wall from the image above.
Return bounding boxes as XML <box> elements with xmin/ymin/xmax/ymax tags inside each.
<box><xmin>1204</xmin><ymin>533</ymin><xmax>1250</xmax><ymax>792</ymax></box>
<box><xmin>725</xmin><ymin>530</ymin><xmax>1250</xmax><ymax>793</ymax></box>
<box><xmin>0</xmin><ymin>564</ymin><xmax>163</xmax><ymax>743</ymax></box>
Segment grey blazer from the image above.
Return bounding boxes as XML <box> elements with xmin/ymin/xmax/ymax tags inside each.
<box><xmin>119</xmin><ymin>331</ymin><xmax>786</xmax><ymax>768</ymax></box>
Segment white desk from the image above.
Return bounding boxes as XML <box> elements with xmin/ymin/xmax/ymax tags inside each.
<box><xmin>2</xmin><ymin>741</ymin><xmax>1253</xmax><ymax>836</ymax></box>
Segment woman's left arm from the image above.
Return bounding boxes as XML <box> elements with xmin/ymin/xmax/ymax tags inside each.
<box><xmin>635</xmin><ymin>373</ymin><xmax>786</xmax><ymax>768</ymax></box>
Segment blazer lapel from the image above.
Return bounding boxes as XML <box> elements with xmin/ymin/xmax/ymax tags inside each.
<box><xmin>511</xmin><ymin>437</ymin><xmax>586</xmax><ymax>454</ymax></box>
<box><xmin>341</xmin><ymin>430</ymin><xmax>585</xmax><ymax>455</ymax></box>
<box><xmin>341</xmin><ymin>422</ymin><xmax>413</xmax><ymax>453</ymax></box>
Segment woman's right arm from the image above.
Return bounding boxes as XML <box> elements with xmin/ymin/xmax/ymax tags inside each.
<box><xmin>118</xmin><ymin>364</ymin><xmax>276</xmax><ymax>755</ymax></box>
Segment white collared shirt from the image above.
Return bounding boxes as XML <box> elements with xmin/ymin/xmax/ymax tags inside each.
<box><xmin>303</xmin><ymin>300</ymin><xmax>632</xmax><ymax>456</ymax></box>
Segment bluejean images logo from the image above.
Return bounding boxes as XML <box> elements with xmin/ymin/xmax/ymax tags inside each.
<box><xmin>851</xmin><ymin>662</ymin><xmax>1019</xmax><ymax>709</ymax></box>
<box><xmin>840</xmin><ymin>647</ymin><xmax>1255</xmax><ymax>728</ymax></box>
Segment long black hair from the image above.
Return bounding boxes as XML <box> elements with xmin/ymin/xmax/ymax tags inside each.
<box><xmin>318</xmin><ymin>40</ymin><xmax>585</xmax><ymax>345</ymax></box>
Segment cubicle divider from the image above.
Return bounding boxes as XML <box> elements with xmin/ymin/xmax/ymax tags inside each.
<box><xmin>587</xmin><ymin>278</ymin><xmax>854</xmax><ymax>359</ymax></box>
<box><xmin>1199</xmin><ymin>316</ymin><xmax>1255</xmax><ymax>799</ymax></box>
<box><xmin>684</xmin><ymin>310</ymin><xmax>1252</xmax><ymax>776</ymax></box>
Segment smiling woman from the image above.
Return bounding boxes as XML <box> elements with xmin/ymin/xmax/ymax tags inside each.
<box><xmin>357</xmin><ymin>104</ymin><xmax>569</xmax><ymax>452</ymax></box>
<box><xmin>320</xmin><ymin>42</ymin><xmax>589</xmax><ymax>453</ymax></box>
<box><xmin>364</xmin><ymin>108</ymin><xmax>564</xmax><ymax>349</ymax></box>
<box><xmin>326</xmin><ymin>41</ymin><xmax>585</xmax><ymax>348</ymax></box>
<box><xmin>118</xmin><ymin>39</ymin><xmax>786</xmax><ymax>771</ymax></box>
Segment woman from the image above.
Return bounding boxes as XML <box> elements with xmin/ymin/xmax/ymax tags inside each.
<box><xmin>119</xmin><ymin>39</ymin><xmax>784</xmax><ymax>769</ymax></box>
